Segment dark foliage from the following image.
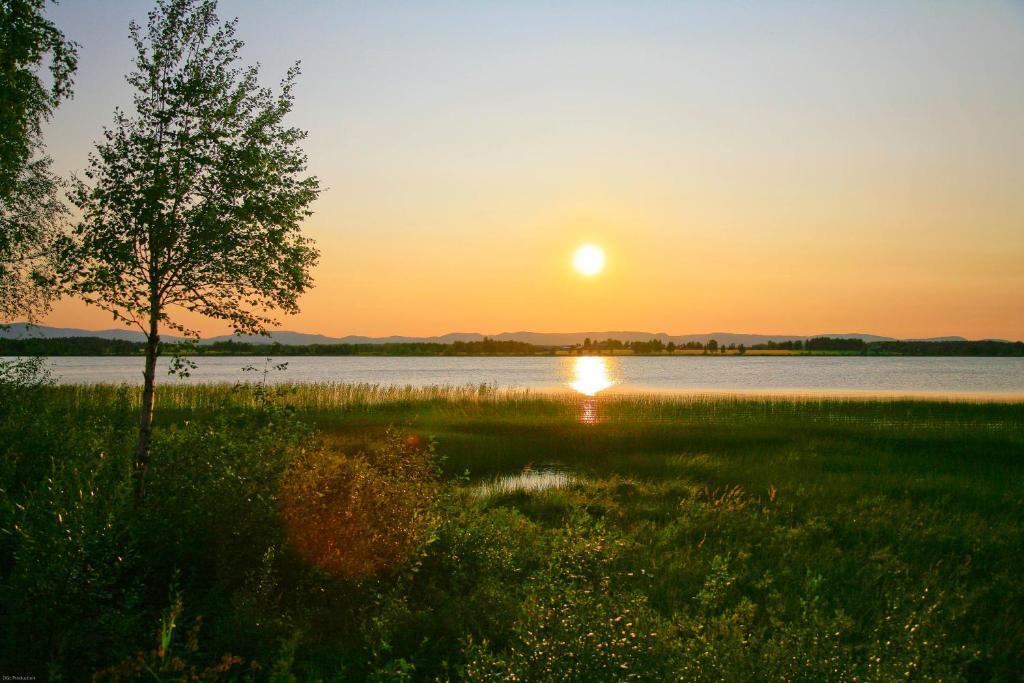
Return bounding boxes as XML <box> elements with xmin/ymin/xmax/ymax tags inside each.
<box><xmin>0</xmin><ymin>0</ymin><xmax>77</xmax><ymax>319</ymax></box>
<box><xmin>0</xmin><ymin>0</ymin><xmax>76</xmax><ymax>199</ymax></box>
<box><xmin>3</xmin><ymin>334</ymin><xmax>1022</xmax><ymax>356</ymax></box>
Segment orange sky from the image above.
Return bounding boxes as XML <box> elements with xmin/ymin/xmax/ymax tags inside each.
<box><xmin>29</xmin><ymin>2</ymin><xmax>1024</xmax><ymax>340</ymax></box>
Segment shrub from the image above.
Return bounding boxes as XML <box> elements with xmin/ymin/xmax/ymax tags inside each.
<box><xmin>462</xmin><ymin>511</ymin><xmax>682</xmax><ymax>681</ymax></box>
<box><xmin>92</xmin><ymin>585</ymin><xmax>257</xmax><ymax>682</ymax></box>
<box><xmin>279</xmin><ymin>430</ymin><xmax>439</xmax><ymax>578</ymax></box>
<box><xmin>0</xmin><ymin>384</ymin><xmax>140</xmax><ymax>678</ymax></box>
<box><xmin>140</xmin><ymin>402</ymin><xmax>308</xmax><ymax>583</ymax></box>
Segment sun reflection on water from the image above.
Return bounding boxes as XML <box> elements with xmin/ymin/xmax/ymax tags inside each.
<box><xmin>569</xmin><ymin>356</ymin><xmax>616</xmax><ymax>424</ymax></box>
<box><xmin>569</xmin><ymin>356</ymin><xmax>615</xmax><ymax>396</ymax></box>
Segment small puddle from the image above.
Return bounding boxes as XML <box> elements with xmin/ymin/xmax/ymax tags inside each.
<box><xmin>474</xmin><ymin>467</ymin><xmax>576</xmax><ymax>498</ymax></box>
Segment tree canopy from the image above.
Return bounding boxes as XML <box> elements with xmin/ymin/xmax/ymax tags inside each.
<box><xmin>0</xmin><ymin>0</ymin><xmax>76</xmax><ymax>197</ymax></box>
<box><xmin>67</xmin><ymin>0</ymin><xmax>320</xmax><ymax>338</ymax></box>
<box><xmin>0</xmin><ymin>0</ymin><xmax>77</xmax><ymax>319</ymax></box>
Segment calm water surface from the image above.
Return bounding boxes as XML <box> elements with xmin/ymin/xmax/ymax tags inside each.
<box><xmin>27</xmin><ymin>355</ymin><xmax>1024</xmax><ymax>398</ymax></box>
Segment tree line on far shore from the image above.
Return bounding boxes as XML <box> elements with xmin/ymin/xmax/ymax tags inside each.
<box><xmin>4</xmin><ymin>335</ymin><xmax>1022</xmax><ymax>357</ymax></box>
<box><xmin>581</xmin><ymin>336</ymin><xmax>1023</xmax><ymax>356</ymax></box>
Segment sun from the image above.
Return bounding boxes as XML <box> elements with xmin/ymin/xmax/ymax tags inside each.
<box><xmin>572</xmin><ymin>244</ymin><xmax>605</xmax><ymax>277</ymax></box>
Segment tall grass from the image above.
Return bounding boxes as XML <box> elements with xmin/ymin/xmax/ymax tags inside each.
<box><xmin>42</xmin><ymin>381</ymin><xmax>1024</xmax><ymax>427</ymax></box>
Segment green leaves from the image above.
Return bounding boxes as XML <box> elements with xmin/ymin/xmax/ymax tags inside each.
<box><xmin>0</xmin><ymin>0</ymin><xmax>77</xmax><ymax>320</ymax></box>
<box><xmin>0</xmin><ymin>0</ymin><xmax>77</xmax><ymax>199</ymax></box>
<box><xmin>68</xmin><ymin>0</ymin><xmax>320</xmax><ymax>340</ymax></box>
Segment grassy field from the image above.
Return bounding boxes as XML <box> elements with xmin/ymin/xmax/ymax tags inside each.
<box><xmin>1</xmin><ymin>383</ymin><xmax>1022</xmax><ymax>680</ymax></box>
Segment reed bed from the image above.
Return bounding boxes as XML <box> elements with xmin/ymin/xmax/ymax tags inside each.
<box><xmin>40</xmin><ymin>381</ymin><xmax>1024</xmax><ymax>435</ymax></box>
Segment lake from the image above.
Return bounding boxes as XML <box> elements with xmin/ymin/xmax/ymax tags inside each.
<box><xmin>25</xmin><ymin>355</ymin><xmax>1024</xmax><ymax>399</ymax></box>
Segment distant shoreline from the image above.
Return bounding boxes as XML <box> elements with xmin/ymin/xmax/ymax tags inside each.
<box><xmin>2</xmin><ymin>335</ymin><xmax>1023</xmax><ymax>358</ymax></box>
<box><xmin>3</xmin><ymin>349</ymin><xmax>1023</xmax><ymax>358</ymax></box>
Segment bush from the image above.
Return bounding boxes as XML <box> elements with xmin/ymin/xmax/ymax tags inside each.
<box><xmin>463</xmin><ymin>511</ymin><xmax>682</xmax><ymax>681</ymax></box>
<box><xmin>140</xmin><ymin>399</ymin><xmax>310</xmax><ymax>585</ymax></box>
<box><xmin>0</xmin><ymin>394</ymin><xmax>141</xmax><ymax>677</ymax></box>
<box><xmin>279</xmin><ymin>430</ymin><xmax>439</xmax><ymax>578</ymax></box>
<box><xmin>92</xmin><ymin>585</ymin><xmax>258</xmax><ymax>682</ymax></box>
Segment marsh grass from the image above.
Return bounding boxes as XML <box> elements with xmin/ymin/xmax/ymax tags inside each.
<box><xmin>473</xmin><ymin>467</ymin><xmax>577</xmax><ymax>498</ymax></box>
<box><xmin>42</xmin><ymin>381</ymin><xmax>1024</xmax><ymax>431</ymax></box>
<box><xmin>2</xmin><ymin>383</ymin><xmax>1022</xmax><ymax>679</ymax></box>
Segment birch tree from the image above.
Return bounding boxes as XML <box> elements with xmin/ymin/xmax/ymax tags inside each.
<box><xmin>68</xmin><ymin>0</ymin><xmax>320</xmax><ymax>497</ymax></box>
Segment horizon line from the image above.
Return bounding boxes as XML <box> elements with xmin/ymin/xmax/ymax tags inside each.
<box><xmin>4</xmin><ymin>322</ymin><xmax>1016</xmax><ymax>343</ymax></box>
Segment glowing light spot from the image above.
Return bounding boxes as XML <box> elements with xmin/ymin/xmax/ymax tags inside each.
<box><xmin>573</xmin><ymin>244</ymin><xmax>606</xmax><ymax>276</ymax></box>
<box><xmin>569</xmin><ymin>356</ymin><xmax>615</xmax><ymax>396</ymax></box>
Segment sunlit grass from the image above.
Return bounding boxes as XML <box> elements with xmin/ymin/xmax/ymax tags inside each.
<box><xmin>473</xmin><ymin>467</ymin><xmax>577</xmax><ymax>498</ymax></box>
<box><xmin>43</xmin><ymin>381</ymin><xmax>1024</xmax><ymax>425</ymax></box>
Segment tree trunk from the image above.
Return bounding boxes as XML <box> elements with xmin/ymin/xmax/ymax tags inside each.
<box><xmin>133</xmin><ymin>310</ymin><xmax>160</xmax><ymax>501</ymax></box>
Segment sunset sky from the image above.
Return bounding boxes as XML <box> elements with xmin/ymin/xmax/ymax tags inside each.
<box><xmin>37</xmin><ymin>1</ymin><xmax>1024</xmax><ymax>340</ymax></box>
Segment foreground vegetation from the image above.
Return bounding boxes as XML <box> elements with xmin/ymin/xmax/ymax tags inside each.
<box><xmin>1</xmin><ymin>382</ymin><xmax>1022</xmax><ymax>680</ymax></box>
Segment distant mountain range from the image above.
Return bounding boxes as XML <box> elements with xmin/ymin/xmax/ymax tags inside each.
<box><xmin>1</xmin><ymin>323</ymin><xmax>990</xmax><ymax>346</ymax></box>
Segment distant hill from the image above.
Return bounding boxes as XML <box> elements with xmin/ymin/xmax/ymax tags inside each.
<box><xmin>0</xmin><ymin>323</ymin><xmax>994</xmax><ymax>346</ymax></box>
<box><xmin>0</xmin><ymin>323</ymin><xmax>188</xmax><ymax>343</ymax></box>
<box><xmin>0</xmin><ymin>324</ymin><xmax>494</xmax><ymax>345</ymax></box>
<box><xmin>202</xmin><ymin>331</ymin><xmax>485</xmax><ymax>345</ymax></box>
<box><xmin>486</xmin><ymin>331</ymin><xmax>900</xmax><ymax>346</ymax></box>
